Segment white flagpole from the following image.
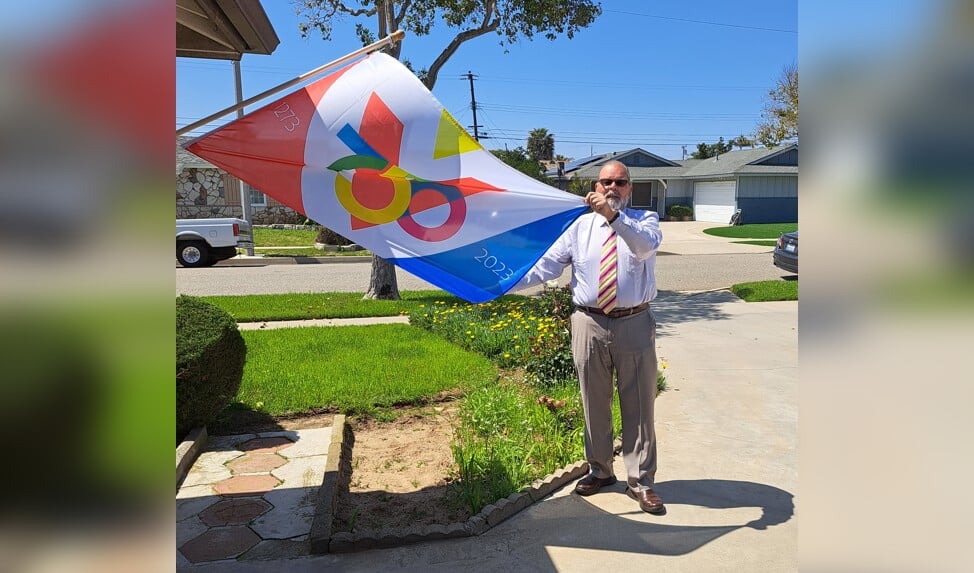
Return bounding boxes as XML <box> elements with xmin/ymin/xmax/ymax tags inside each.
<box><xmin>177</xmin><ymin>30</ymin><xmax>405</xmax><ymax>137</ymax></box>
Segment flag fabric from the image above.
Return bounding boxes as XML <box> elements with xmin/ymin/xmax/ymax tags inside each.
<box><xmin>186</xmin><ymin>53</ymin><xmax>587</xmax><ymax>303</ymax></box>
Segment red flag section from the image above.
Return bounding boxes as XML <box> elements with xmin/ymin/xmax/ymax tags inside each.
<box><xmin>186</xmin><ymin>67</ymin><xmax>351</xmax><ymax>215</ymax></box>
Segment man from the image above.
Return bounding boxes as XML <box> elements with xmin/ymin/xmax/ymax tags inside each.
<box><xmin>515</xmin><ymin>160</ymin><xmax>665</xmax><ymax>514</ymax></box>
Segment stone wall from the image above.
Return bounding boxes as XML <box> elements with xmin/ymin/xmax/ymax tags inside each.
<box><xmin>176</xmin><ymin>167</ymin><xmax>304</xmax><ymax>223</ymax></box>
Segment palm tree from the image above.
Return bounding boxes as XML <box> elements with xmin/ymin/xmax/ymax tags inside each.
<box><xmin>527</xmin><ymin>128</ymin><xmax>555</xmax><ymax>161</ymax></box>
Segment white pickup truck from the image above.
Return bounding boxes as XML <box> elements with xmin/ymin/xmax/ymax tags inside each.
<box><xmin>176</xmin><ymin>218</ymin><xmax>253</xmax><ymax>267</ymax></box>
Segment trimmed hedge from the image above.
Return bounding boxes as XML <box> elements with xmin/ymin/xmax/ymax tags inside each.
<box><xmin>667</xmin><ymin>204</ymin><xmax>693</xmax><ymax>217</ymax></box>
<box><xmin>177</xmin><ymin>295</ymin><xmax>246</xmax><ymax>439</ymax></box>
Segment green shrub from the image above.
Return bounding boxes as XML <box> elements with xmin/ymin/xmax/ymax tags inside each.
<box><xmin>666</xmin><ymin>204</ymin><xmax>692</xmax><ymax>217</ymax></box>
<box><xmin>314</xmin><ymin>226</ymin><xmax>352</xmax><ymax>246</ymax></box>
<box><xmin>524</xmin><ymin>285</ymin><xmax>575</xmax><ymax>388</ymax></box>
<box><xmin>176</xmin><ymin>295</ymin><xmax>246</xmax><ymax>439</ymax></box>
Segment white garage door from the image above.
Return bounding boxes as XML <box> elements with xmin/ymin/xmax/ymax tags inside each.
<box><xmin>693</xmin><ymin>181</ymin><xmax>737</xmax><ymax>223</ymax></box>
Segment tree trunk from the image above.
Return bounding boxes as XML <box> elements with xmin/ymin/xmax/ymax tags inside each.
<box><xmin>364</xmin><ymin>255</ymin><xmax>400</xmax><ymax>300</ymax></box>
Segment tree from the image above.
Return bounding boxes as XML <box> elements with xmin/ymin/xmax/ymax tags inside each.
<box><xmin>755</xmin><ymin>63</ymin><xmax>798</xmax><ymax>148</ymax></box>
<box><xmin>690</xmin><ymin>137</ymin><xmax>734</xmax><ymax>159</ymax></box>
<box><xmin>491</xmin><ymin>147</ymin><xmax>546</xmax><ymax>182</ymax></box>
<box><xmin>527</xmin><ymin>128</ymin><xmax>555</xmax><ymax>161</ymax></box>
<box><xmin>296</xmin><ymin>0</ymin><xmax>602</xmax><ymax>299</ymax></box>
<box><xmin>730</xmin><ymin>135</ymin><xmax>755</xmax><ymax>150</ymax></box>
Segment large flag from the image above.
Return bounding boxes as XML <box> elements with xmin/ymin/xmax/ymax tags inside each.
<box><xmin>186</xmin><ymin>53</ymin><xmax>587</xmax><ymax>303</ymax></box>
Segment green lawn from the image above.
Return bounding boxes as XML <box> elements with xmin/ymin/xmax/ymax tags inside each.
<box><xmin>731</xmin><ymin>240</ymin><xmax>777</xmax><ymax>247</ymax></box>
<box><xmin>253</xmin><ymin>227</ymin><xmax>316</xmax><ymax>247</ymax></box>
<box><xmin>731</xmin><ymin>279</ymin><xmax>798</xmax><ymax>302</ymax></box>
<box><xmin>253</xmin><ymin>247</ymin><xmax>372</xmax><ymax>257</ymax></box>
<box><xmin>704</xmin><ymin>223</ymin><xmax>797</xmax><ymax>239</ymax></box>
<box><xmin>200</xmin><ymin>290</ymin><xmax>471</xmax><ymax>321</ymax></box>
<box><xmin>234</xmin><ymin>324</ymin><xmax>497</xmax><ymax>415</ymax></box>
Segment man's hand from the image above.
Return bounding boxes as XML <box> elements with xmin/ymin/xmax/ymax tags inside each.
<box><xmin>585</xmin><ymin>192</ymin><xmax>617</xmax><ymax>221</ymax></box>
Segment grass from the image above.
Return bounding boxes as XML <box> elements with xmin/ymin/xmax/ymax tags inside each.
<box><xmin>253</xmin><ymin>227</ymin><xmax>316</xmax><ymax>247</ymax></box>
<box><xmin>255</xmin><ymin>248</ymin><xmax>372</xmax><ymax>257</ymax></box>
<box><xmin>703</xmin><ymin>223</ymin><xmax>797</xmax><ymax>239</ymax></box>
<box><xmin>731</xmin><ymin>279</ymin><xmax>798</xmax><ymax>302</ymax></box>
<box><xmin>251</xmin><ymin>227</ymin><xmax>371</xmax><ymax>257</ymax></box>
<box><xmin>234</xmin><ymin>324</ymin><xmax>497</xmax><ymax>415</ymax></box>
<box><xmin>731</xmin><ymin>240</ymin><xmax>777</xmax><ymax>247</ymax></box>
<box><xmin>200</xmin><ymin>290</ymin><xmax>466</xmax><ymax>321</ymax></box>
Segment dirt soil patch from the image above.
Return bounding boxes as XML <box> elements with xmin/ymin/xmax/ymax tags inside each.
<box><xmin>233</xmin><ymin>404</ymin><xmax>470</xmax><ymax>532</ymax></box>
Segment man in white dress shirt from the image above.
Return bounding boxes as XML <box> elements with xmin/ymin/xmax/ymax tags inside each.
<box><xmin>515</xmin><ymin>160</ymin><xmax>665</xmax><ymax>514</ymax></box>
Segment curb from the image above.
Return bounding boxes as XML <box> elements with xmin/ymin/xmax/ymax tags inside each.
<box><xmin>309</xmin><ymin>414</ymin><xmax>351</xmax><ymax>553</ymax></box>
<box><xmin>176</xmin><ymin>426</ymin><xmax>207</xmax><ymax>489</ymax></box>
<box><xmin>214</xmin><ymin>256</ymin><xmax>373</xmax><ymax>266</ymax></box>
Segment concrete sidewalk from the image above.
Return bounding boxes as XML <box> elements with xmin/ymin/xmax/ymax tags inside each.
<box><xmin>179</xmin><ymin>290</ymin><xmax>797</xmax><ymax>572</ymax></box>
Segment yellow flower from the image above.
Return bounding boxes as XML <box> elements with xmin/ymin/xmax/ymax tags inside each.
<box><xmin>504</xmin><ymin>353</ymin><xmax>511</xmax><ymax>358</ymax></box>
<box><xmin>660</xmin><ymin>360</ymin><xmax>669</xmax><ymax>369</ymax></box>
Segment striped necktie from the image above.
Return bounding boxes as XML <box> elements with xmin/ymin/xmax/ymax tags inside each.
<box><xmin>597</xmin><ymin>228</ymin><xmax>618</xmax><ymax>313</ymax></box>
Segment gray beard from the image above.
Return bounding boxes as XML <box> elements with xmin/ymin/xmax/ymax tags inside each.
<box><xmin>606</xmin><ymin>195</ymin><xmax>623</xmax><ymax>211</ymax></box>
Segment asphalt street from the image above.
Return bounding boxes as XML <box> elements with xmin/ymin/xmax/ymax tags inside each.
<box><xmin>176</xmin><ymin>252</ymin><xmax>785</xmax><ymax>297</ymax></box>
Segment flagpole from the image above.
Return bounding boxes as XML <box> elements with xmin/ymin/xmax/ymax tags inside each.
<box><xmin>177</xmin><ymin>30</ymin><xmax>406</xmax><ymax>137</ymax></box>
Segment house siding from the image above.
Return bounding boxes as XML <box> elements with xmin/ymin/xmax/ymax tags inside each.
<box><xmin>737</xmin><ymin>176</ymin><xmax>797</xmax><ymax>223</ymax></box>
<box><xmin>662</xmin><ymin>179</ymin><xmax>693</xmax><ymax>213</ymax></box>
<box><xmin>755</xmin><ymin>148</ymin><xmax>798</xmax><ymax>166</ymax></box>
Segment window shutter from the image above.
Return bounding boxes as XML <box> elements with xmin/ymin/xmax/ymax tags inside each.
<box><xmin>223</xmin><ymin>173</ymin><xmax>240</xmax><ymax>204</ymax></box>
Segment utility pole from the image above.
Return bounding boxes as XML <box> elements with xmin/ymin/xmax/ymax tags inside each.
<box><xmin>682</xmin><ymin>145</ymin><xmax>687</xmax><ymax>160</ymax></box>
<box><xmin>464</xmin><ymin>71</ymin><xmax>485</xmax><ymax>141</ymax></box>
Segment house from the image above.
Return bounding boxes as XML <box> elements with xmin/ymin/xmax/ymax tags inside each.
<box><xmin>546</xmin><ymin>144</ymin><xmax>798</xmax><ymax>224</ymax></box>
<box><xmin>176</xmin><ymin>136</ymin><xmax>305</xmax><ymax>224</ymax></box>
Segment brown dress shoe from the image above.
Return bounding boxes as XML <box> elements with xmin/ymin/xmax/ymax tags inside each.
<box><xmin>574</xmin><ymin>474</ymin><xmax>617</xmax><ymax>496</ymax></box>
<box><xmin>628</xmin><ymin>487</ymin><xmax>666</xmax><ymax>514</ymax></box>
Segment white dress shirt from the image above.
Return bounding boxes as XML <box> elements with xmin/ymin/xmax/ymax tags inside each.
<box><xmin>514</xmin><ymin>208</ymin><xmax>663</xmax><ymax>308</ymax></box>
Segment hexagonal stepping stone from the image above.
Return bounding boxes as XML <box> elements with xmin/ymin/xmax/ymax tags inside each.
<box><xmin>213</xmin><ymin>474</ymin><xmax>281</xmax><ymax>495</ymax></box>
<box><xmin>200</xmin><ymin>497</ymin><xmax>272</xmax><ymax>527</ymax></box>
<box><xmin>238</xmin><ymin>436</ymin><xmax>293</xmax><ymax>453</ymax></box>
<box><xmin>179</xmin><ymin>526</ymin><xmax>260</xmax><ymax>563</ymax></box>
<box><xmin>226</xmin><ymin>453</ymin><xmax>287</xmax><ymax>474</ymax></box>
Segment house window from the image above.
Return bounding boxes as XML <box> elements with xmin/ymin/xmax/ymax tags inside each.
<box><xmin>630</xmin><ymin>181</ymin><xmax>655</xmax><ymax>209</ymax></box>
<box><xmin>249</xmin><ymin>188</ymin><xmax>267</xmax><ymax>206</ymax></box>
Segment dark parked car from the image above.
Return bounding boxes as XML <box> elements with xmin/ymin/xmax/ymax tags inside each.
<box><xmin>773</xmin><ymin>231</ymin><xmax>798</xmax><ymax>274</ymax></box>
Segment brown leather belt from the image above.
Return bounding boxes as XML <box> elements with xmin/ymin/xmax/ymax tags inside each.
<box><xmin>577</xmin><ymin>303</ymin><xmax>649</xmax><ymax>318</ymax></box>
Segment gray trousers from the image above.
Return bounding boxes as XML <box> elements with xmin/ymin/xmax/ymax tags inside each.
<box><xmin>570</xmin><ymin>308</ymin><xmax>658</xmax><ymax>491</ymax></box>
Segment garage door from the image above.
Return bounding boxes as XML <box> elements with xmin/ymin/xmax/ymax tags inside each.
<box><xmin>693</xmin><ymin>181</ymin><xmax>737</xmax><ymax>223</ymax></box>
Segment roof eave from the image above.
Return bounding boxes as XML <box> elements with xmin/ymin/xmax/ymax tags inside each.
<box><xmin>176</xmin><ymin>0</ymin><xmax>280</xmax><ymax>60</ymax></box>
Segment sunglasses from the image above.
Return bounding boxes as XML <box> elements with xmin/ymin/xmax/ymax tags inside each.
<box><xmin>598</xmin><ymin>178</ymin><xmax>630</xmax><ymax>187</ymax></box>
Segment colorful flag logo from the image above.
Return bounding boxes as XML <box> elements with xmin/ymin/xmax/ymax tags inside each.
<box><xmin>186</xmin><ymin>53</ymin><xmax>586</xmax><ymax>302</ymax></box>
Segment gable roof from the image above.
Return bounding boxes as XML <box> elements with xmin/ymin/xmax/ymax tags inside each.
<box><xmin>680</xmin><ymin>144</ymin><xmax>797</xmax><ymax>178</ymax></box>
<box><xmin>545</xmin><ymin>147</ymin><xmax>680</xmax><ymax>176</ymax></box>
<box><xmin>177</xmin><ymin>136</ymin><xmax>216</xmax><ymax>173</ymax></box>
<box><xmin>571</xmin><ymin>143</ymin><xmax>797</xmax><ymax>180</ymax></box>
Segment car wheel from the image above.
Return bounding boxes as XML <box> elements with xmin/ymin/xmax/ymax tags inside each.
<box><xmin>177</xmin><ymin>240</ymin><xmax>209</xmax><ymax>268</ymax></box>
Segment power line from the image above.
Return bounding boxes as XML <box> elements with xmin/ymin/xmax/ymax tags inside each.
<box><xmin>604</xmin><ymin>9</ymin><xmax>797</xmax><ymax>34</ymax></box>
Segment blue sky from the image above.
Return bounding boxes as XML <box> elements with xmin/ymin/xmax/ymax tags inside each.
<box><xmin>176</xmin><ymin>0</ymin><xmax>797</xmax><ymax>161</ymax></box>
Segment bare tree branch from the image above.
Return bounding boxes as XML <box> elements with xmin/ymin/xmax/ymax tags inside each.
<box><xmin>424</xmin><ymin>2</ymin><xmax>500</xmax><ymax>89</ymax></box>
